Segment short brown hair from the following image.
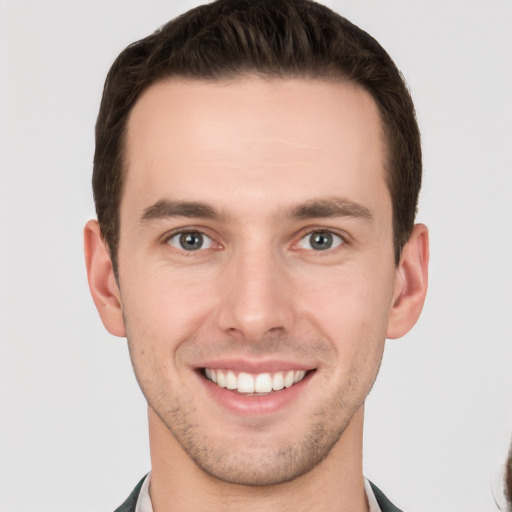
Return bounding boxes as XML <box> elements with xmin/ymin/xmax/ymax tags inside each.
<box><xmin>93</xmin><ymin>0</ymin><xmax>421</xmax><ymax>274</ymax></box>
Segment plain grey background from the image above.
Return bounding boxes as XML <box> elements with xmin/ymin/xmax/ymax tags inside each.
<box><xmin>1</xmin><ymin>1</ymin><xmax>511</xmax><ymax>511</ymax></box>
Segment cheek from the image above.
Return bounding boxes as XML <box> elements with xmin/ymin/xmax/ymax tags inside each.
<box><xmin>295</xmin><ymin>267</ymin><xmax>390</xmax><ymax>416</ymax></box>
<box><xmin>123</xmin><ymin>265</ymin><xmax>214</xmax><ymax>331</ymax></box>
<box><xmin>297</xmin><ymin>264</ymin><xmax>395</xmax><ymax>351</ymax></box>
<box><xmin>120</xmin><ymin>270</ymin><xmax>214</xmax><ymax>379</ymax></box>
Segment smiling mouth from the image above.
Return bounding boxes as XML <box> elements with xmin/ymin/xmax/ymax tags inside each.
<box><xmin>202</xmin><ymin>368</ymin><xmax>311</xmax><ymax>395</ymax></box>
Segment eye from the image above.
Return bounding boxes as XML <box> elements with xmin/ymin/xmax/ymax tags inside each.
<box><xmin>167</xmin><ymin>231</ymin><xmax>213</xmax><ymax>251</ymax></box>
<box><xmin>297</xmin><ymin>230</ymin><xmax>344</xmax><ymax>251</ymax></box>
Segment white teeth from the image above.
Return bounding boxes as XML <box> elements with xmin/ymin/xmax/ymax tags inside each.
<box><xmin>272</xmin><ymin>372</ymin><xmax>285</xmax><ymax>391</ymax></box>
<box><xmin>254</xmin><ymin>373</ymin><xmax>272</xmax><ymax>393</ymax></box>
<box><xmin>216</xmin><ymin>370</ymin><xmax>226</xmax><ymax>388</ymax></box>
<box><xmin>204</xmin><ymin>368</ymin><xmax>308</xmax><ymax>394</ymax></box>
<box><xmin>294</xmin><ymin>370</ymin><xmax>306</xmax><ymax>383</ymax></box>
<box><xmin>237</xmin><ymin>372</ymin><xmax>255</xmax><ymax>393</ymax></box>
<box><xmin>225</xmin><ymin>370</ymin><xmax>237</xmax><ymax>390</ymax></box>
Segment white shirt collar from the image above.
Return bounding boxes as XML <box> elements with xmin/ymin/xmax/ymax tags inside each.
<box><xmin>135</xmin><ymin>473</ymin><xmax>382</xmax><ymax>512</ymax></box>
<box><xmin>135</xmin><ymin>473</ymin><xmax>152</xmax><ymax>512</ymax></box>
<box><xmin>364</xmin><ymin>478</ymin><xmax>383</xmax><ymax>512</ymax></box>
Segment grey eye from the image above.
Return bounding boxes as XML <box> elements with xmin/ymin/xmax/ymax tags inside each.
<box><xmin>168</xmin><ymin>231</ymin><xmax>213</xmax><ymax>251</ymax></box>
<box><xmin>298</xmin><ymin>231</ymin><xmax>343</xmax><ymax>251</ymax></box>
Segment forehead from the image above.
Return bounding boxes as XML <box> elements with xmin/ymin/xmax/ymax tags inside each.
<box><xmin>123</xmin><ymin>76</ymin><xmax>389</xmax><ymax>217</ymax></box>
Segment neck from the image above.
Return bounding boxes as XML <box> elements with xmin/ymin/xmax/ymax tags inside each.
<box><xmin>147</xmin><ymin>406</ymin><xmax>368</xmax><ymax>512</ymax></box>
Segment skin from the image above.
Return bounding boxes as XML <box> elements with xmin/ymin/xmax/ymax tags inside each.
<box><xmin>85</xmin><ymin>77</ymin><xmax>429</xmax><ymax>512</ymax></box>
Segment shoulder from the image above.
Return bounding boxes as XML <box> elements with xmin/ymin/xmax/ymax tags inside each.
<box><xmin>369</xmin><ymin>481</ymin><xmax>404</xmax><ymax>512</ymax></box>
<box><xmin>113</xmin><ymin>476</ymin><xmax>146</xmax><ymax>512</ymax></box>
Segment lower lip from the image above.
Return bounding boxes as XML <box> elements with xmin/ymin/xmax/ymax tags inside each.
<box><xmin>197</xmin><ymin>371</ymin><xmax>314</xmax><ymax>416</ymax></box>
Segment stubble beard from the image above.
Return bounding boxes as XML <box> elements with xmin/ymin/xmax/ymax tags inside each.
<box><xmin>146</xmin><ymin>369</ymin><xmax>372</xmax><ymax>488</ymax></box>
<box><xmin>125</xmin><ymin>321</ymin><xmax>383</xmax><ymax>488</ymax></box>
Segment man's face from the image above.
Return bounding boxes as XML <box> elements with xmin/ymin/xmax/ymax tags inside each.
<box><xmin>117</xmin><ymin>77</ymin><xmax>400</xmax><ymax>485</ymax></box>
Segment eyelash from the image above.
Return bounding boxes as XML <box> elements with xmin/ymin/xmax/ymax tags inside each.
<box><xmin>290</xmin><ymin>226</ymin><xmax>350</xmax><ymax>258</ymax></box>
<box><xmin>295</xmin><ymin>229</ymin><xmax>345</xmax><ymax>252</ymax></box>
<box><xmin>160</xmin><ymin>227</ymin><xmax>348</xmax><ymax>255</ymax></box>
<box><xmin>162</xmin><ymin>228</ymin><xmax>219</xmax><ymax>254</ymax></box>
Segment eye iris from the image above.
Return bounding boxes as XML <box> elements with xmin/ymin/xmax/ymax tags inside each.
<box><xmin>310</xmin><ymin>231</ymin><xmax>333</xmax><ymax>250</ymax></box>
<box><xmin>180</xmin><ymin>232</ymin><xmax>203</xmax><ymax>250</ymax></box>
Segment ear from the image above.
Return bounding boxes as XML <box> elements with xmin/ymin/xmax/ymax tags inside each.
<box><xmin>84</xmin><ymin>220</ymin><xmax>126</xmax><ymax>337</ymax></box>
<box><xmin>386</xmin><ymin>223</ymin><xmax>429</xmax><ymax>339</ymax></box>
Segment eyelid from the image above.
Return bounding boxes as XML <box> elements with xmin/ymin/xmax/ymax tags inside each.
<box><xmin>293</xmin><ymin>227</ymin><xmax>348</xmax><ymax>252</ymax></box>
<box><xmin>158</xmin><ymin>225</ymin><xmax>349</xmax><ymax>253</ymax></box>
<box><xmin>168</xmin><ymin>231</ymin><xmax>213</xmax><ymax>250</ymax></box>
<box><xmin>160</xmin><ymin>226</ymin><xmax>221</xmax><ymax>251</ymax></box>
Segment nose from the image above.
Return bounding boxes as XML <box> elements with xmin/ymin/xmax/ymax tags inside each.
<box><xmin>216</xmin><ymin>244</ymin><xmax>293</xmax><ymax>342</ymax></box>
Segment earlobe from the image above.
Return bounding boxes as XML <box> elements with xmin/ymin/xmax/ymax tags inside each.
<box><xmin>386</xmin><ymin>223</ymin><xmax>429</xmax><ymax>339</ymax></box>
<box><xmin>84</xmin><ymin>220</ymin><xmax>126</xmax><ymax>337</ymax></box>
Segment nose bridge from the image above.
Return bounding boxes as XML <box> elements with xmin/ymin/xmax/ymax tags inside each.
<box><xmin>217</xmin><ymin>238</ymin><xmax>291</xmax><ymax>341</ymax></box>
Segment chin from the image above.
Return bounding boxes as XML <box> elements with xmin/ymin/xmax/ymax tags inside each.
<box><xmin>174</xmin><ymin>417</ymin><xmax>348</xmax><ymax>487</ymax></box>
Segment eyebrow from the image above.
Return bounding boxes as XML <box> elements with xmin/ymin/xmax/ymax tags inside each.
<box><xmin>288</xmin><ymin>197</ymin><xmax>374</xmax><ymax>223</ymax></box>
<box><xmin>140</xmin><ymin>200</ymin><xmax>223</xmax><ymax>223</ymax></box>
<box><xmin>139</xmin><ymin>196</ymin><xmax>374</xmax><ymax>224</ymax></box>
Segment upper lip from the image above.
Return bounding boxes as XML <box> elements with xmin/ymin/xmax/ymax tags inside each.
<box><xmin>195</xmin><ymin>358</ymin><xmax>316</xmax><ymax>373</ymax></box>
